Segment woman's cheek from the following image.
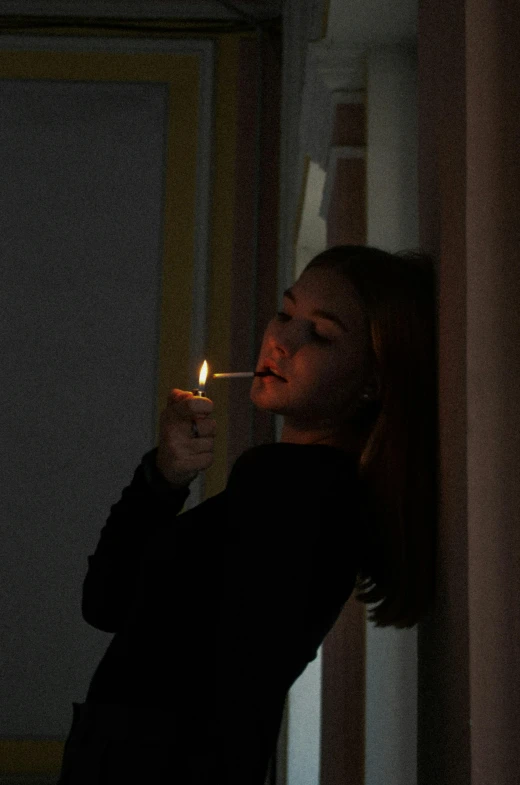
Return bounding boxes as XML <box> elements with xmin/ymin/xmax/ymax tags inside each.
<box><xmin>307</xmin><ymin>353</ymin><xmax>354</xmax><ymax>397</ymax></box>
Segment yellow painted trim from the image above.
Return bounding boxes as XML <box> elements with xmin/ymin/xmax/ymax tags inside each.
<box><xmin>0</xmin><ymin>49</ymin><xmax>197</xmax><ymax>82</ymax></box>
<box><xmin>156</xmin><ymin>59</ymin><xmax>200</xmax><ymax>416</ymax></box>
<box><xmin>321</xmin><ymin>0</ymin><xmax>332</xmax><ymax>39</ymax></box>
<box><xmin>204</xmin><ymin>34</ymin><xmax>240</xmax><ymax>499</ymax></box>
<box><xmin>0</xmin><ymin>740</ymin><xmax>64</xmax><ymax>775</ymax></box>
<box><xmin>293</xmin><ymin>155</ymin><xmax>310</xmax><ymax>247</ymax></box>
<box><xmin>0</xmin><ymin>22</ymin><xmax>260</xmax><ymax>37</ymax></box>
<box><xmin>0</xmin><ymin>49</ymin><xmax>199</xmax><ymax>438</ymax></box>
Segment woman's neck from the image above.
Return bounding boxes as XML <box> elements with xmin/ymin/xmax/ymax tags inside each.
<box><xmin>280</xmin><ymin>418</ymin><xmax>363</xmax><ymax>454</ymax></box>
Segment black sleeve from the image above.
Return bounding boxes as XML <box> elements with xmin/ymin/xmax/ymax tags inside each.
<box><xmin>216</xmin><ymin>443</ymin><xmax>360</xmax><ymax>687</ymax></box>
<box><xmin>81</xmin><ymin>448</ymin><xmax>191</xmax><ymax>632</ymax></box>
<box><xmin>125</xmin><ymin>443</ymin><xmax>358</xmax><ymax>704</ymax></box>
<box><xmin>84</xmin><ymin>441</ymin><xmax>359</xmax><ymax>696</ymax></box>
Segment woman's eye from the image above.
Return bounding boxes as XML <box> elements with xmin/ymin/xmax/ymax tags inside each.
<box><xmin>276</xmin><ymin>311</ymin><xmax>333</xmax><ymax>343</ymax></box>
<box><xmin>311</xmin><ymin>328</ymin><xmax>333</xmax><ymax>344</ymax></box>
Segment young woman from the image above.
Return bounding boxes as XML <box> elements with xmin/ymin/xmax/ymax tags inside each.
<box><xmin>58</xmin><ymin>245</ymin><xmax>437</xmax><ymax>784</ymax></box>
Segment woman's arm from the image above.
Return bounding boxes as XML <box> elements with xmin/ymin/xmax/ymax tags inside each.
<box><xmin>81</xmin><ymin>449</ymin><xmax>191</xmax><ymax>632</ymax></box>
<box><xmin>82</xmin><ymin>388</ymin><xmax>216</xmax><ymax>633</ymax></box>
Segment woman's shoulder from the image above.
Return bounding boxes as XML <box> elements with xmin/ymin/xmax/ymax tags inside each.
<box><xmin>233</xmin><ymin>441</ymin><xmax>358</xmax><ymax>470</ymax></box>
<box><xmin>228</xmin><ymin>442</ymin><xmax>359</xmax><ymax>498</ymax></box>
<box><xmin>225</xmin><ymin>442</ymin><xmax>361</xmax><ymax>550</ymax></box>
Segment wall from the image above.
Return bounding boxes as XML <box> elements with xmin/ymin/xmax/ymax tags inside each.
<box><xmin>417</xmin><ymin>0</ymin><xmax>520</xmax><ymax>782</ymax></box>
<box><xmin>0</xmin><ymin>40</ymin><xmax>209</xmax><ymax>748</ymax></box>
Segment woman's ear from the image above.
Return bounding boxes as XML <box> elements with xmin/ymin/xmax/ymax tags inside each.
<box><xmin>361</xmin><ymin>386</ymin><xmax>378</xmax><ymax>402</ymax></box>
<box><xmin>362</xmin><ymin>368</ymin><xmax>381</xmax><ymax>402</ymax></box>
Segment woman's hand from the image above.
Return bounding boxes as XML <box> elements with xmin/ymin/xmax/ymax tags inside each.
<box><xmin>156</xmin><ymin>389</ymin><xmax>216</xmax><ymax>489</ymax></box>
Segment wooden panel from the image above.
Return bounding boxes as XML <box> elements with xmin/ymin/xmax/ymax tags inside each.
<box><xmin>227</xmin><ymin>36</ymin><xmax>260</xmax><ymax>469</ymax></box>
<box><xmin>252</xmin><ymin>27</ymin><xmax>280</xmax><ymax>447</ymax></box>
<box><xmin>332</xmin><ymin>104</ymin><xmax>365</xmax><ymax>147</ymax></box>
<box><xmin>417</xmin><ymin>0</ymin><xmax>471</xmax><ymax>780</ymax></box>
<box><xmin>204</xmin><ymin>34</ymin><xmax>239</xmax><ymax>498</ymax></box>
<box><xmin>327</xmin><ymin>158</ymin><xmax>366</xmax><ymax>247</ymax></box>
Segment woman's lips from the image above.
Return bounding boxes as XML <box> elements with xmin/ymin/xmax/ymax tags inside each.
<box><xmin>257</xmin><ymin>367</ymin><xmax>287</xmax><ymax>382</ymax></box>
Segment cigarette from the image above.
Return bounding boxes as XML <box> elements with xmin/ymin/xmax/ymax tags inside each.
<box><xmin>212</xmin><ymin>371</ymin><xmax>270</xmax><ymax>379</ymax></box>
<box><xmin>212</xmin><ymin>372</ymin><xmax>254</xmax><ymax>379</ymax></box>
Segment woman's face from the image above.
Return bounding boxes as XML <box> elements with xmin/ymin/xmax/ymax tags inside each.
<box><xmin>250</xmin><ymin>265</ymin><xmax>375</xmax><ymax>428</ymax></box>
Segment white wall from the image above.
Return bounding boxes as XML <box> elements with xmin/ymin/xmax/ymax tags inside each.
<box><xmin>286</xmin><ymin>650</ymin><xmax>323</xmax><ymax>785</ymax></box>
<box><xmin>364</xmin><ymin>43</ymin><xmax>419</xmax><ymax>785</ymax></box>
<box><xmin>367</xmin><ymin>44</ymin><xmax>419</xmax><ymax>252</ymax></box>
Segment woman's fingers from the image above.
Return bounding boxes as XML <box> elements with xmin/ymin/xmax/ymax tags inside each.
<box><xmin>191</xmin><ymin>418</ymin><xmax>217</xmax><ymax>438</ymax></box>
<box><xmin>156</xmin><ymin>389</ymin><xmax>216</xmax><ymax>488</ymax></box>
<box><xmin>188</xmin><ymin>436</ymin><xmax>214</xmax><ymax>454</ymax></box>
<box><xmin>167</xmin><ymin>389</ymin><xmax>214</xmax><ymax>418</ymax></box>
<box><xmin>187</xmin><ymin>396</ymin><xmax>214</xmax><ymax>416</ymax></box>
<box><xmin>159</xmin><ymin>411</ymin><xmax>216</xmax><ymax>440</ymax></box>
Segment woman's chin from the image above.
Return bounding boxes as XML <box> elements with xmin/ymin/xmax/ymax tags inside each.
<box><xmin>250</xmin><ymin>385</ymin><xmax>285</xmax><ymax>413</ymax></box>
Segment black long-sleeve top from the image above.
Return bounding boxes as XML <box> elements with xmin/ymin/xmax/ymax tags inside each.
<box><xmin>82</xmin><ymin>443</ymin><xmax>361</xmax><ymax>784</ymax></box>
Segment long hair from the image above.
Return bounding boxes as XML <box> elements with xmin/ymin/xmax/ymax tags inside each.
<box><xmin>306</xmin><ymin>245</ymin><xmax>438</xmax><ymax>628</ymax></box>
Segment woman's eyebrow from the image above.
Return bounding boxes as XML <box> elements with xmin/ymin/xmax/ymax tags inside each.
<box><xmin>282</xmin><ymin>289</ymin><xmax>348</xmax><ymax>332</ymax></box>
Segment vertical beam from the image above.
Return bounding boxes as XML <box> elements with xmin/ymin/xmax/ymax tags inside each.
<box><xmin>419</xmin><ymin>0</ymin><xmax>520</xmax><ymax>779</ymax></box>
<box><xmin>205</xmin><ymin>34</ymin><xmax>239</xmax><ymax>498</ymax></box>
<box><xmin>320</xmin><ymin>599</ymin><xmax>366</xmax><ymax>785</ymax></box>
<box><xmin>417</xmin><ymin>0</ymin><xmax>471</xmax><ymax>779</ymax></box>
<box><xmin>252</xmin><ymin>27</ymin><xmax>280</xmax><ymax>447</ymax></box>
<box><xmin>206</xmin><ymin>27</ymin><xmax>280</xmax><ymax>493</ymax></box>
<box><xmin>322</xmin><ymin>102</ymin><xmax>367</xmax><ymax>248</ymax></box>
<box><xmin>466</xmin><ymin>0</ymin><xmax>520</xmax><ymax>781</ymax></box>
<box><xmin>227</xmin><ymin>36</ymin><xmax>260</xmax><ymax>470</ymax></box>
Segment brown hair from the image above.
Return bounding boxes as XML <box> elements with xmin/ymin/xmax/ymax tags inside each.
<box><xmin>306</xmin><ymin>245</ymin><xmax>438</xmax><ymax>628</ymax></box>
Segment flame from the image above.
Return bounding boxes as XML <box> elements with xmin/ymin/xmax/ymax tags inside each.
<box><xmin>198</xmin><ymin>360</ymin><xmax>208</xmax><ymax>389</ymax></box>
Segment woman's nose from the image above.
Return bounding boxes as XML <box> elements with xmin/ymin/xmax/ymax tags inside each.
<box><xmin>267</xmin><ymin>318</ymin><xmax>304</xmax><ymax>355</ymax></box>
